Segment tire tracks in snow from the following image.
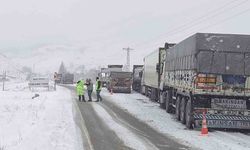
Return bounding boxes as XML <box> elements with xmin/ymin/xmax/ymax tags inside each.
<box><xmin>92</xmin><ymin>103</ymin><xmax>159</xmax><ymax>150</ymax></box>
<box><xmin>71</xmin><ymin>92</ymin><xmax>94</xmax><ymax>150</ymax></box>
<box><xmin>64</xmin><ymin>85</ymin><xmax>189</xmax><ymax>150</ymax></box>
<box><xmin>93</xmin><ymin>101</ymin><xmax>188</xmax><ymax>150</ymax></box>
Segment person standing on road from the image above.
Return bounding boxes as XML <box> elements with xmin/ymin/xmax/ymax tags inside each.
<box><xmin>95</xmin><ymin>77</ymin><xmax>102</xmax><ymax>102</ymax></box>
<box><xmin>76</xmin><ymin>80</ymin><xmax>86</xmax><ymax>102</ymax></box>
<box><xmin>86</xmin><ymin>78</ymin><xmax>93</xmax><ymax>102</ymax></box>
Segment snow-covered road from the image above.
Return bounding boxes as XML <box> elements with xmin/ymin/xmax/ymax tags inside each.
<box><xmin>0</xmin><ymin>81</ymin><xmax>83</xmax><ymax>150</ymax></box>
<box><xmin>66</xmin><ymin>85</ymin><xmax>189</xmax><ymax>150</ymax></box>
<box><xmin>2</xmin><ymin>81</ymin><xmax>250</xmax><ymax>150</ymax></box>
<box><xmin>101</xmin><ymin>89</ymin><xmax>250</xmax><ymax>150</ymax></box>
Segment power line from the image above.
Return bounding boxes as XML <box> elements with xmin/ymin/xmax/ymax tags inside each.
<box><xmin>169</xmin><ymin>7</ymin><xmax>250</xmax><ymax>42</ymax></box>
<box><xmin>133</xmin><ymin>0</ymin><xmax>249</xmax><ymax>48</ymax></box>
<box><xmin>123</xmin><ymin>47</ymin><xmax>133</xmax><ymax>71</ymax></box>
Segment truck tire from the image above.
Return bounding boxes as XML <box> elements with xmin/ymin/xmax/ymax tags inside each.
<box><xmin>150</xmin><ymin>88</ymin><xmax>153</xmax><ymax>100</ymax></box>
<box><xmin>150</xmin><ymin>88</ymin><xmax>156</xmax><ymax>101</ymax></box>
<box><xmin>141</xmin><ymin>86</ymin><xmax>145</xmax><ymax>95</ymax></box>
<box><xmin>180</xmin><ymin>97</ymin><xmax>187</xmax><ymax>124</ymax></box>
<box><xmin>175</xmin><ymin>96</ymin><xmax>181</xmax><ymax>121</ymax></box>
<box><xmin>159</xmin><ymin>92</ymin><xmax>166</xmax><ymax>109</ymax></box>
<box><xmin>165</xmin><ymin>91</ymin><xmax>172</xmax><ymax>113</ymax></box>
<box><xmin>185</xmin><ymin>99</ymin><xmax>193</xmax><ymax>129</ymax></box>
<box><xmin>145</xmin><ymin>86</ymin><xmax>149</xmax><ymax>97</ymax></box>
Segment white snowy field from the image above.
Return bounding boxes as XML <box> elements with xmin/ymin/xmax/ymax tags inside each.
<box><xmin>0</xmin><ymin>81</ymin><xmax>83</xmax><ymax>150</ymax></box>
<box><xmin>102</xmin><ymin>89</ymin><xmax>250</xmax><ymax>150</ymax></box>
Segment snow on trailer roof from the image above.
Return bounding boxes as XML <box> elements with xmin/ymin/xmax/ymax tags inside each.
<box><xmin>165</xmin><ymin>33</ymin><xmax>250</xmax><ymax>75</ymax></box>
<box><xmin>167</xmin><ymin>33</ymin><xmax>250</xmax><ymax>57</ymax></box>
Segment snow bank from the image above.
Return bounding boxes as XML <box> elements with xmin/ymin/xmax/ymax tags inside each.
<box><xmin>0</xmin><ymin>81</ymin><xmax>83</xmax><ymax>150</ymax></box>
<box><xmin>102</xmin><ymin>89</ymin><xmax>250</xmax><ymax>150</ymax></box>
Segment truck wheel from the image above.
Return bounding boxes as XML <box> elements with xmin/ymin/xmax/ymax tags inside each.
<box><xmin>150</xmin><ymin>89</ymin><xmax>156</xmax><ymax>101</ymax></box>
<box><xmin>185</xmin><ymin>100</ymin><xmax>193</xmax><ymax>129</ymax></box>
<box><xmin>159</xmin><ymin>92</ymin><xmax>166</xmax><ymax>109</ymax></box>
<box><xmin>140</xmin><ymin>86</ymin><xmax>145</xmax><ymax>95</ymax></box>
<box><xmin>165</xmin><ymin>91</ymin><xmax>172</xmax><ymax>113</ymax></box>
<box><xmin>145</xmin><ymin>87</ymin><xmax>148</xmax><ymax>96</ymax></box>
<box><xmin>175</xmin><ymin>96</ymin><xmax>181</xmax><ymax>121</ymax></box>
<box><xmin>180</xmin><ymin>97</ymin><xmax>187</xmax><ymax>124</ymax></box>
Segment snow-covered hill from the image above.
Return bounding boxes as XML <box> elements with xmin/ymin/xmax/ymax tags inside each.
<box><xmin>0</xmin><ymin>53</ymin><xmax>24</xmax><ymax>79</ymax></box>
<box><xmin>10</xmin><ymin>43</ymin><xmax>147</xmax><ymax>74</ymax></box>
<box><xmin>13</xmin><ymin>44</ymin><xmax>102</xmax><ymax>74</ymax></box>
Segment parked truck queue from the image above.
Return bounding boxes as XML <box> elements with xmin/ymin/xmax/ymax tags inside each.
<box><xmin>101</xmin><ymin>32</ymin><xmax>250</xmax><ymax>130</ymax></box>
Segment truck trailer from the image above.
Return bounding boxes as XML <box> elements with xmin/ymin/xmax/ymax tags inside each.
<box><xmin>159</xmin><ymin>33</ymin><xmax>250</xmax><ymax>129</ymax></box>
<box><xmin>107</xmin><ymin>71</ymin><xmax>132</xmax><ymax>93</ymax></box>
<box><xmin>132</xmin><ymin>65</ymin><xmax>143</xmax><ymax>92</ymax></box>
<box><xmin>99</xmin><ymin>65</ymin><xmax>123</xmax><ymax>87</ymax></box>
<box><xmin>141</xmin><ymin>43</ymin><xmax>175</xmax><ymax>101</ymax></box>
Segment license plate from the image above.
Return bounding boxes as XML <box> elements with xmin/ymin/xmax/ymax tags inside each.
<box><xmin>211</xmin><ymin>98</ymin><xmax>246</xmax><ymax>109</ymax></box>
<box><xmin>207</xmin><ymin>120</ymin><xmax>250</xmax><ymax>129</ymax></box>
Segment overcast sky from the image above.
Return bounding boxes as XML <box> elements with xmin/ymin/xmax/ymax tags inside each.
<box><xmin>1</xmin><ymin>0</ymin><xmax>250</xmax><ymax>73</ymax></box>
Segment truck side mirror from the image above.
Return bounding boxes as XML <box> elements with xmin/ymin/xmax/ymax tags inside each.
<box><xmin>160</xmin><ymin>62</ymin><xmax>164</xmax><ymax>75</ymax></box>
<box><xmin>156</xmin><ymin>63</ymin><xmax>160</xmax><ymax>73</ymax></box>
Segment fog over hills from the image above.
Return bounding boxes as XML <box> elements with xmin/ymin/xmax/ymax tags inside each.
<box><xmin>11</xmin><ymin>44</ymin><xmax>107</xmax><ymax>74</ymax></box>
<box><xmin>0</xmin><ymin>53</ymin><xmax>24</xmax><ymax>79</ymax></box>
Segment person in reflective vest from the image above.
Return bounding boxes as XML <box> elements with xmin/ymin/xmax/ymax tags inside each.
<box><xmin>95</xmin><ymin>77</ymin><xmax>102</xmax><ymax>102</ymax></box>
<box><xmin>86</xmin><ymin>78</ymin><xmax>93</xmax><ymax>102</ymax></box>
<box><xmin>76</xmin><ymin>80</ymin><xmax>85</xmax><ymax>102</ymax></box>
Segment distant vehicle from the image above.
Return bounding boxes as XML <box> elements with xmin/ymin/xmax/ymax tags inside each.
<box><xmin>107</xmin><ymin>71</ymin><xmax>132</xmax><ymax>93</ymax></box>
<box><xmin>61</xmin><ymin>73</ymin><xmax>74</xmax><ymax>84</ymax></box>
<box><xmin>99</xmin><ymin>65</ymin><xmax>123</xmax><ymax>87</ymax></box>
<box><xmin>29</xmin><ymin>76</ymin><xmax>49</xmax><ymax>90</ymax></box>
<box><xmin>132</xmin><ymin>65</ymin><xmax>143</xmax><ymax>92</ymax></box>
<box><xmin>98</xmin><ymin>68</ymin><xmax>109</xmax><ymax>87</ymax></box>
<box><xmin>107</xmin><ymin>65</ymin><xmax>123</xmax><ymax>70</ymax></box>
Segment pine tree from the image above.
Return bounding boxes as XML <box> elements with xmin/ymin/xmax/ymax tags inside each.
<box><xmin>58</xmin><ymin>62</ymin><xmax>67</xmax><ymax>74</ymax></box>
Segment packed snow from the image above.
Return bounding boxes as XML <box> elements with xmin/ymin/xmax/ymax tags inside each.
<box><xmin>0</xmin><ymin>80</ymin><xmax>83</xmax><ymax>150</ymax></box>
<box><xmin>101</xmin><ymin>89</ymin><xmax>250</xmax><ymax>150</ymax></box>
<box><xmin>92</xmin><ymin>104</ymin><xmax>158</xmax><ymax>150</ymax></box>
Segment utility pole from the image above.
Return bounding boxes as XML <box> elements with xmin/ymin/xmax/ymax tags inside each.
<box><xmin>123</xmin><ymin>47</ymin><xmax>133</xmax><ymax>71</ymax></box>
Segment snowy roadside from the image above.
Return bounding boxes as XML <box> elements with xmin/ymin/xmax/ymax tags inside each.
<box><xmin>0</xmin><ymin>81</ymin><xmax>83</xmax><ymax>150</ymax></box>
<box><xmin>102</xmin><ymin>89</ymin><xmax>250</xmax><ymax>150</ymax></box>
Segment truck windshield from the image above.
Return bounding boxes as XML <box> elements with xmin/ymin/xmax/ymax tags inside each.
<box><xmin>197</xmin><ymin>50</ymin><xmax>250</xmax><ymax>76</ymax></box>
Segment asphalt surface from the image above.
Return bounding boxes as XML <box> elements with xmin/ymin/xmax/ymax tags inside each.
<box><xmin>65</xmin><ymin>85</ymin><xmax>190</xmax><ymax>150</ymax></box>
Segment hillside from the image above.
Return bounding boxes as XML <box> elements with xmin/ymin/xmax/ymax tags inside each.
<box><xmin>0</xmin><ymin>53</ymin><xmax>24</xmax><ymax>79</ymax></box>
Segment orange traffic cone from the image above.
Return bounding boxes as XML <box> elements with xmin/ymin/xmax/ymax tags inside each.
<box><xmin>200</xmin><ymin>112</ymin><xmax>208</xmax><ymax>136</ymax></box>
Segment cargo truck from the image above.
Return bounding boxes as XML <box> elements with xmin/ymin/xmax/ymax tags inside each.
<box><xmin>99</xmin><ymin>68</ymin><xmax>109</xmax><ymax>87</ymax></box>
<box><xmin>99</xmin><ymin>65</ymin><xmax>123</xmax><ymax>87</ymax></box>
<box><xmin>132</xmin><ymin>65</ymin><xmax>143</xmax><ymax>92</ymax></box>
<box><xmin>107</xmin><ymin>71</ymin><xmax>132</xmax><ymax>93</ymax></box>
<box><xmin>141</xmin><ymin>43</ymin><xmax>175</xmax><ymax>101</ymax></box>
<box><xmin>159</xmin><ymin>33</ymin><xmax>250</xmax><ymax>129</ymax></box>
